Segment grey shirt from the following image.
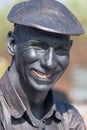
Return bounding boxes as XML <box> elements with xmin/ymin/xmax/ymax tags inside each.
<box><xmin>0</xmin><ymin>71</ymin><xmax>86</xmax><ymax>130</ymax></box>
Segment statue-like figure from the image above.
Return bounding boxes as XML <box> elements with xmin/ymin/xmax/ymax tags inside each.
<box><xmin>0</xmin><ymin>0</ymin><xmax>86</xmax><ymax>129</ymax></box>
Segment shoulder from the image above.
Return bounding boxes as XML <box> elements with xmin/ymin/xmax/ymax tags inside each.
<box><xmin>55</xmin><ymin>99</ymin><xmax>86</xmax><ymax>129</ymax></box>
<box><xmin>55</xmin><ymin>99</ymin><xmax>82</xmax><ymax>119</ymax></box>
<box><xmin>0</xmin><ymin>70</ymin><xmax>10</xmax><ymax>95</ymax></box>
<box><xmin>55</xmin><ymin>99</ymin><xmax>75</xmax><ymax>111</ymax></box>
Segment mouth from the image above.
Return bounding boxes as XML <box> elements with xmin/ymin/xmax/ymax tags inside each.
<box><xmin>32</xmin><ymin>69</ymin><xmax>51</xmax><ymax>79</ymax></box>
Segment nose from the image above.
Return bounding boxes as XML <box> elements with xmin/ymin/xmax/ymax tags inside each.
<box><xmin>41</xmin><ymin>47</ymin><xmax>57</xmax><ymax>69</ymax></box>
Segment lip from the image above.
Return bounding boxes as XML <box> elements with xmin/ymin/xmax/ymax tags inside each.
<box><xmin>30</xmin><ymin>68</ymin><xmax>63</xmax><ymax>85</ymax></box>
<box><xmin>32</xmin><ymin>69</ymin><xmax>52</xmax><ymax>79</ymax></box>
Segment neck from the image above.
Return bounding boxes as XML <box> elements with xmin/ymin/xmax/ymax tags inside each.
<box><xmin>28</xmin><ymin>88</ymin><xmax>48</xmax><ymax>106</ymax></box>
<box><xmin>23</xmin><ymin>83</ymin><xmax>48</xmax><ymax>119</ymax></box>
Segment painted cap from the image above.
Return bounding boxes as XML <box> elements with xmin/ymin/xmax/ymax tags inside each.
<box><xmin>7</xmin><ymin>0</ymin><xmax>84</xmax><ymax>35</ymax></box>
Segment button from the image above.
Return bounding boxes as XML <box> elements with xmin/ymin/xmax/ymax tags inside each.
<box><xmin>43</xmin><ymin>119</ymin><xmax>46</xmax><ymax>124</ymax></box>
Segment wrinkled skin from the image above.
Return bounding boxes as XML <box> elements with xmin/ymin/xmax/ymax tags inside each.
<box><xmin>9</xmin><ymin>25</ymin><xmax>72</xmax><ymax>93</ymax></box>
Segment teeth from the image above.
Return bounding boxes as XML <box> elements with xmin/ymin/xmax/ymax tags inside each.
<box><xmin>32</xmin><ymin>70</ymin><xmax>51</xmax><ymax>79</ymax></box>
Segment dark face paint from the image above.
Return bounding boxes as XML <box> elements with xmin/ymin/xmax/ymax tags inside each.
<box><xmin>14</xmin><ymin>26</ymin><xmax>71</xmax><ymax>92</ymax></box>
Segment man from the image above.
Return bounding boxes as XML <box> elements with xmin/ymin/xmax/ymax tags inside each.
<box><xmin>0</xmin><ymin>0</ymin><xmax>86</xmax><ymax>129</ymax></box>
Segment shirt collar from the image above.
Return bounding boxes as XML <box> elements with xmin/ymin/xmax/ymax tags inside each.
<box><xmin>0</xmin><ymin>68</ymin><xmax>64</xmax><ymax>123</ymax></box>
<box><xmin>0</xmin><ymin>69</ymin><xmax>27</xmax><ymax>118</ymax></box>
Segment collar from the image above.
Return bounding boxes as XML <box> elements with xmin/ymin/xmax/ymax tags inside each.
<box><xmin>0</xmin><ymin>68</ymin><xmax>64</xmax><ymax>126</ymax></box>
<box><xmin>0</xmin><ymin>69</ymin><xmax>26</xmax><ymax>118</ymax></box>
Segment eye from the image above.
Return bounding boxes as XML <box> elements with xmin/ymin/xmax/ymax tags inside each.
<box><xmin>55</xmin><ymin>46</ymin><xmax>68</xmax><ymax>55</ymax></box>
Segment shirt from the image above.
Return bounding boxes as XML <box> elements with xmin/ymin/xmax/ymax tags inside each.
<box><xmin>0</xmin><ymin>71</ymin><xmax>86</xmax><ymax>130</ymax></box>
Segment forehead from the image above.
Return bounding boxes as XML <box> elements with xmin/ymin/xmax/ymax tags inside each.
<box><xmin>14</xmin><ymin>25</ymin><xmax>70</xmax><ymax>43</ymax></box>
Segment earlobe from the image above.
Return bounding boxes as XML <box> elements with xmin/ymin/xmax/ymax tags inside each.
<box><xmin>7</xmin><ymin>31</ymin><xmax>16</xmax><ymax>56</ymax></box>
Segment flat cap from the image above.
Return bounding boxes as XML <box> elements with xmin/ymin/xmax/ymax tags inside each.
<box><xmin>7</xmin><ymin>0</ymin><xmax>84</xmax><ymax>35</ymax></box>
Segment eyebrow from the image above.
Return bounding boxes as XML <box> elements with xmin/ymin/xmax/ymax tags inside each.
<box><xmin>27</xmin><ymin>39</ymin><xmax>71</xmax><ymax>49</ymax></box>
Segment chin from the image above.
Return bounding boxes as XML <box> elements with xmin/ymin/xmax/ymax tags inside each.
<box><xmin>26</xmin><ymin>77</ymin><xmax>54</xmax><ymax>92</ymax></box>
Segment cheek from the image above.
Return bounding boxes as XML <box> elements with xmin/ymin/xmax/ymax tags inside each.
<box><xmin>58</xmin><ymin>55</ymin><xmax>69</xmax><ymax>68</ymax></box>
<box><xmin>22</xmin><ymin>49</ymin><xmax>39</xmax><ymax>63</ymax></box>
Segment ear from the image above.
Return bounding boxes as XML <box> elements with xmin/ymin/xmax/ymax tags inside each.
<box><xmin>69</xmin><ymin>40</ymin><xmax>73</xmax><ymax>49</ymax></box>
<box><xmin>7</xmin><ymin>31</ymin><xmax>16</xmax><ymax>56</ymax></box>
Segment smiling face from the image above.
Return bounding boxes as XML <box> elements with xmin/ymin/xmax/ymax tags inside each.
<box><xmin>12</xmin><ymin>25</ymin><xmax>72</xmax><ymax>92</ymax></box>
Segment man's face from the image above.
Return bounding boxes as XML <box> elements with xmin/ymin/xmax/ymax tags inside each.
<box><xmin>14</xmin><ymin>26</ymin><xmax>71</xmax><ymax>92</ymax></box>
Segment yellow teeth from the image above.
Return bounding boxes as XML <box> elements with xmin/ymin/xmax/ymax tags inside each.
<box><xmin>32</xmin><ymin>70</ymin><xmax>51</xmax><ymax>79</ymax></box>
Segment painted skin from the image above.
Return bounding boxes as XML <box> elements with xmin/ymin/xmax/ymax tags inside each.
<box><xmin>11</xmin><ymin>26</ymin><xmax>72</xmax><ymax>92</ymax></box>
